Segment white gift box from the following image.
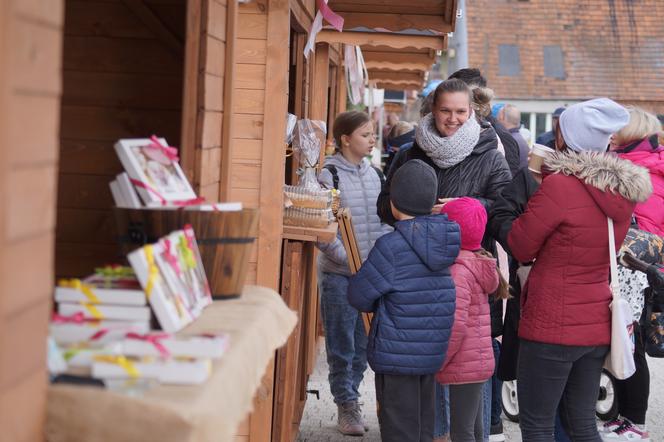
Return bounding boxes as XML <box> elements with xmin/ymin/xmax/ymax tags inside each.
<box><xmin>92</xmin><ymin>356</ymin><xmax>212</xmax><ymax>385</ymax></box>
<box><xmin>55</xmin><ymin>285</ymin><xmax>146</xmax><ymax>306</ymax></box>
<box><xmin>61</xmin><ymin>345</ymin><xmax>114</xmax><ymax>368</ymax></box>
<box><xmin>50</xmin><ymin>320</ymin><xmax>150</xmax><ymax>346</ymax></box>
<box><xmin>114</xmin><ymin>137</ymin><xmax>197</xmax><ymax>206</ymax></box>
<box><xmin>114</xmin><ymin>333</ymin><xmax>229</xmax><ymax>359</ymax></box>
<box><xmin>58</xmin><ymin>302</ymin><xmax>151</xmax><ymax>322</ymax></box>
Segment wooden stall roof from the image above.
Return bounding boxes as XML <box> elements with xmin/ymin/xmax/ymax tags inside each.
<box><xmin>328</xmin><ymin>0</ymin><xmax>458</xmax><ymax>34</ymax></box>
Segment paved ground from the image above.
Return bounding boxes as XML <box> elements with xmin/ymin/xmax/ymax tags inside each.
<box><xmin>297</xmin><ymin>344</ymin><xmax>664</xmax><ymax>441</ymax></box>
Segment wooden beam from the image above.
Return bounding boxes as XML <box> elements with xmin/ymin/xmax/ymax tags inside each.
<box><xmin>122</xmin><ymin>0</ymin><xmax>184</xmax><ymax>57</ymax></box>
<box><xmin>330</xmin><ymin>0</ymin><xmax>446</xmax><ymax>16</ymax></box>
<box><xmin>311</xmin><ymin>43</ymin><xmax>330</xmax><ymax>166</ymax></box>
<box><xmin>364</xmin><ymin>60</ymin><xmax>432</xmax><ymax>71</ymax></box>
<box><xmin>362</xmin><ymin>50</ymin><xmax>435</xmax><ymax>66</ymax></box>
<box><xmin>374</xmin><ymin>81</ymin><xmax>422</xmax><ymax>90</ymax></box>
<box><xmin>256</xmin><ymin>0</ymin><xmax>288</xmax><ymax>290</ymax></box>
<box><xmin>180</xmin><ymin>0</ymin><xmax>202</xmax><ymax>183</ymax></box>
<box><xmin>368</xmin><ymin>70</ymin><xmax>424</xmax><ymax>83</ymax></box>
<box><xmin>219</xmin><ymin>0</ymin><xmax>238</xmax><ymax>201</ymax></box>
<box><xmin>317</xmin><ymin>30</ymin><xmax>445</xmax><ymax>50</ymax></box>
<box><xmin>339</xmin><ymin>12</ymin><xmax>452</xmax><ymax>33</ymax></box>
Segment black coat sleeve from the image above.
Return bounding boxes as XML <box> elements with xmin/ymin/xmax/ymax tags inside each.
<box><xmin>475</xmin><ymin>150</ymin><xmax>512</xmax><ymax>212</ymax></box>
<box><xmin>488</xmin><ymin>117</ymin><xmax>522</xmax><ymax>177</ymax></box>
<box><xmin>487</xmin><ymin>169</ymin><xmax>540</xmax><ymax>255</ymax></box>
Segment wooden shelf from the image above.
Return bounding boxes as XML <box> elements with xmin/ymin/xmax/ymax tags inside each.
<box><xmin>282</xmin><ymin>222</ymin><xmax>338</xmax><ymax>243</ymax></box>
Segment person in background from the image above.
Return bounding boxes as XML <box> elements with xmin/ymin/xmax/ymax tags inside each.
<box><xmin>600</xmin><ymin>106</ymin><xmax>664</xmax><ymax>442</ymax></box>
<box><xmin>536</xmin><ymin>107</ymin><xmax>565</xmax><ymax>148</ymax></box>
<box><xmin>437</xmin><ymin>197</ymin><xmax>510</xmax><ymax>442</ymax></box>
<box><xmin>508</xmin><ymin>98</ymin><xmax>652</xmax><ymax>441</ymax></box>
<box><xmin>448</xmin><ymin>68</ymin><xmax>521</xmax><ymax>177</ymax></box>
<box><xmin>316</xmin><ymin>111</ymin><xmax>391</xmax><ymax>436</ymax></box>
<box><xmin>382</xmin><ymin>112</ymin><xmax>400</xmax><ymax>153</ymax></box>
<box><xmin>498</xmin><ymin>104</ymin><xmax>530</xmax><ymax>170</ymax></box>
<box><xmin>385</xmin><ymin>121</ymin><xmax>415</xmax><ymax>173</ymax></box>
<box><xmin>348</xmin><ymin>160</ymin><xmax>461</xmax><ymax>442</ymax></box>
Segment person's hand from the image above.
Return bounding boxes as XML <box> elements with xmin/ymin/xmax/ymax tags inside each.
<box><xmin>431</xmin><ymin>198</ymin><xmax>457</xmax><ymax>214</ymax></box>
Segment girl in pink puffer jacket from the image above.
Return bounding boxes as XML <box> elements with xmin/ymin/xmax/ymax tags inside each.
<box><xmin>436</xmin><ymin>197</ymin><xmax>509</xmax><ymax>442</ymax></box>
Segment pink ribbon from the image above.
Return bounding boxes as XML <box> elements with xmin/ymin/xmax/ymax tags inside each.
<box><xmin>162</xmin><ymin>239</ymin><xmax>182</xmax><ymax>276</ymax></box>
<box><xmin>89</xmin><ymin>329</ymin><xmax>109</xmax><ymax>341</ymax></box>
<box><xmin>126</xmin><ymin>332</ymin><xmax>172</xmax><ymax>358</ymax></box>
<box><xmin>129</xmin><ymin>178</ymin><xmax>206</xmax><ymax>207</ymax></box>
<box><xmin>317</xmin><ymin>0</ymin><xmax>344</xmax><ymax>31</ymax></box>
<box><xmin>52</xmin><ymin>312</ymin><xmax>90</xmax><ymax>324</ymax></box>
<box><xmin>145</xmin><ymin>135</ymin><xmax>179</xmax><ymax>164</ymax></box>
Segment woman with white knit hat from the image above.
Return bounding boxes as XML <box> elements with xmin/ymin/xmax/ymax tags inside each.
<box><xmin>507</xmin><ymin>98</ymin><xmax>653</xmax><ymax>442</ymax></box>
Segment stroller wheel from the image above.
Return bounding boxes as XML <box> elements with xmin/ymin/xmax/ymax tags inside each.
<box><xmin>501</xmin><ymin>380</ymin><xmax>519</xmax><ymax>423</ymax></box>
<box><xmin>596</xmin><ymin>369</ymin><xmax>618</xmax><ymax>421</ymax></box>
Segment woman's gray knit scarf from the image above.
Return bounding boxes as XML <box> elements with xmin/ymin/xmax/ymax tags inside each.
<box><xmin>415</xmin><ymin>113</ymin><xmax>481</xmax><ymax>169</ymax></box>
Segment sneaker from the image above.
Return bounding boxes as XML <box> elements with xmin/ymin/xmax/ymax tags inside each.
<box><xmin>350</xmin><ymin>401</ymin><xmax>369</xmax><ymax>432</ymax></box>
<box><xmin>337</xmin><ymin>402</ymin><xmax>364</xmax><ymax>436</ymax></box>
<box><xmin>602</xmin><ymin>420</ymin><xmax>650</xmax><ymax>441</ymax></box>
<box><xmin>600</xmin><ymin>418</ymin><xmax>624</xmax><ymax>434</ymax></box>
<box><xmin>489</xmin><ymin>420</ymin><xmax>506</xmax><ymax>442</ymax></box>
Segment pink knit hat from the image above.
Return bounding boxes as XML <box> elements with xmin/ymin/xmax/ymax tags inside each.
<box><xmin>440</xmin><ymin>197</ymin><xmax>487</xmax><ymax>251</ymax></box>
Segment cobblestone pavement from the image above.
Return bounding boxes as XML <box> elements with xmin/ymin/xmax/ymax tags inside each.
<box><xmin>297</xmin><ymin>344</ymin><xmax>664</xmax><ymax>441</ymax></box>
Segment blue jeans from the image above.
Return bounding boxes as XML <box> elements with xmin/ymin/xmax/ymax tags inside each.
<box><xmin>482</xmin><ymin>379</ymin><xmax>491</xmax><ymax>442</ymax></box>
<box><xmin>319</xmin><ymin>271</ymin><xmax>368</xmax><ymax>404</ymax></box>
<box><xmin>555</xmin><ymin>409</ymin><xmax>572</xmax><ymax>442</ymax></box>
<box><xmin>491</xmin><ymin>339</ymin><xmax>503</xmax><ymax>426</ymax></box>
<box><xmin>434</xmin><ymin>383</ymin><xmax>450</xmax><ymax>437</ymax></box>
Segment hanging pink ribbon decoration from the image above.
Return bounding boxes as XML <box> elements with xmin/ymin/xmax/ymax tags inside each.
<box><xmin>126</xmin><ymin>332</ymin><xmax>172</xmax><ymax>358</ymax></box>
<box><xmin>316</xmin><ymin>0</ymin><xmax>344</xmax><ymax>31</ymax></box>
<box><xmin>304</xmin><ymin>0</ymin><xmax>344</xmax><ymax>58</ymax></box>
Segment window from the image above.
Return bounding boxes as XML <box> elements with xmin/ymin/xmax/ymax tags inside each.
<box><xmin>498</xmin><ymin>44</ymin><xmax>521</xmax><ymax>77</ymax></box>
<box><xmin>543</xmin><ymin>45</ymin><xmax>565</xmax><ymax>79</ymax></box>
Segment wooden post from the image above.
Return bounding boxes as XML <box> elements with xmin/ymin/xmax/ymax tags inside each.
<box><xmin>219</xmin><ymin>0</ymin><xmax>238</xmax><ymax>201</ymax></box>
<box><xmin>310</xmin><ymin>42</ymin><xmax>329</xmax><ymax>167</ymax></box>
<box><xmin>180</xmin><ymin>0</ymin><xmax>202</xmax><ymax>183</ymax></box>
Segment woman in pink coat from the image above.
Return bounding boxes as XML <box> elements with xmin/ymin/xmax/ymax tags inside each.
<box><xmin>436</xmin><ymin>197</ymin><xmax>509</xmax><ymax>442</ymax></box>
<box><xmin>602</xmin><ymin>107</ymin><xmax>663</xmax><ymax>440</ymax></box>
<box><xmin>611</xmin><ymin>107</ymin><xmax>664</xmax><ymax>236</ymax></box>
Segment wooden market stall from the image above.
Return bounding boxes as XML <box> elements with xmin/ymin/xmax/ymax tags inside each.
<box><xmin>0</xmin><ymin>0</ymin><xmax>457</xmax><ymax>440</ymax></box>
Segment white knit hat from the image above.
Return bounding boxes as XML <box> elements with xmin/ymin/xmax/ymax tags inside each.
<box><xmin>559</xmin><ymin>98</ymin><xmax>630</xmax><ymax>152</ymax></box>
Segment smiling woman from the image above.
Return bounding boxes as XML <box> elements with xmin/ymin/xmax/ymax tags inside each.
<box><xmin>377</xmin><ymin>79</ymin><xmax>512</xmax><ymax>226</ymax></box>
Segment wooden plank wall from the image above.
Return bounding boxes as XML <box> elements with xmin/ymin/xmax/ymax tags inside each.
<box><xmin>56</xmin><ymin>0</ymin><xmax>186</xmax><ymax>277</ymax></box>
<box><xmin>0</xmin><ymin>1</ymin><xmax>64</xmax><ymax>440</ymax></box>
<box><xmin>230</xmin><ymin>0</ymin><xmax>269</xmax><ymax>285</ymax></box>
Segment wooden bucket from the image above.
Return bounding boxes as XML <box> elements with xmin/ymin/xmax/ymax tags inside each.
<box><xmin>113</xmin><ymin>208</ymin><xmax>259</xmax><ymax>299</ymax></box>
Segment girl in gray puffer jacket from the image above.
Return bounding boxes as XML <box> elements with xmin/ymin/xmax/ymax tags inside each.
<box><xmin>316</xmin><ymin>111</ymin><xmax>392</xmax><ymax>436</ymax></box>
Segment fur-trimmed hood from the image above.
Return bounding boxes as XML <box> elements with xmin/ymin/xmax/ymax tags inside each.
<box><xmin>544</xmin><ymin>151</ymin><xmax>653</xmax><ymax>219</ymax></box>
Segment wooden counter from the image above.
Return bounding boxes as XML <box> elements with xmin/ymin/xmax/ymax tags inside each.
<box><xmin>46</xmin><ymin>286</ymin><xmax>297</xmax><ymax>442</ymax></box>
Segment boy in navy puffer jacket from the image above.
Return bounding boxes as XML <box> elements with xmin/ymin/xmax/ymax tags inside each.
<box><xmin>348</xmin><ymin>159</ymin><xmax>461</xmax><ymax>442</ymax></box>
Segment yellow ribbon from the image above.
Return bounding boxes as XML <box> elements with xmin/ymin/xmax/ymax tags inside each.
<box><xmin>94</xmin><ymin>355</ymin><xmax>140</xmax><ymax>378</ymax></box>
<box><xmin>62</xmin><ymin>347</ymin><xmax>83</xmax><ymax>362</ymax></box>
<box><xmin>80</xmin><ymin>302</ymin><xmax>104</xmax><ymax>320</ymax></box>
<box><xmin>144</xmin><ymin>245</ymin><xmax>159</xmax><ymax>299</ymax></box>
<box><xmin>58</xmin><ymin>278</ymin><xmax>101</xmax><ymax>304</ymax></box>
<box><xmin>178</xmin><ymin>235</ymin><xmax>197</xmax><ymax>270</ymax></box>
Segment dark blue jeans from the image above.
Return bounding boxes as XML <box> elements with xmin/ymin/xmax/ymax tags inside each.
<box><xmin>517</xmin><ymin>339</ymin><xmax>608</xmax><ymax>442</ymax></box>
<box><xmin>491</xmin><ymin>339</ymin><xmax>503</xmax><ymax>426</ymax></box>
<box><xmin>319</xmin><ymin>271</ymin><xmax>368</xmax><ymax>404</ymax></box>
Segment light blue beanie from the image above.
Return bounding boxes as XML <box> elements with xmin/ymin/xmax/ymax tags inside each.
<box><xmin>559</xmin><ymin>98</ymin><xmax>630</xmax><ymax>152</ymax></box>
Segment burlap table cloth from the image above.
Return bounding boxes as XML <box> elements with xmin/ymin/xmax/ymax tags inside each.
<box><xmin>46</xmin><ymin>285</ymin><xmax>297</xmax><ymax>442</ymax></box>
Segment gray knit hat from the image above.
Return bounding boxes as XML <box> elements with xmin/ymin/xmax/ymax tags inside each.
<box><xmin>390</xmin><ymin>159</ymin><xmax>438</xmax><ymax>216</ymax></box>
<box><xmin>559</xmin><ymin>98</ymin><xmax>630</xmax><ymax>152</ymax></box>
